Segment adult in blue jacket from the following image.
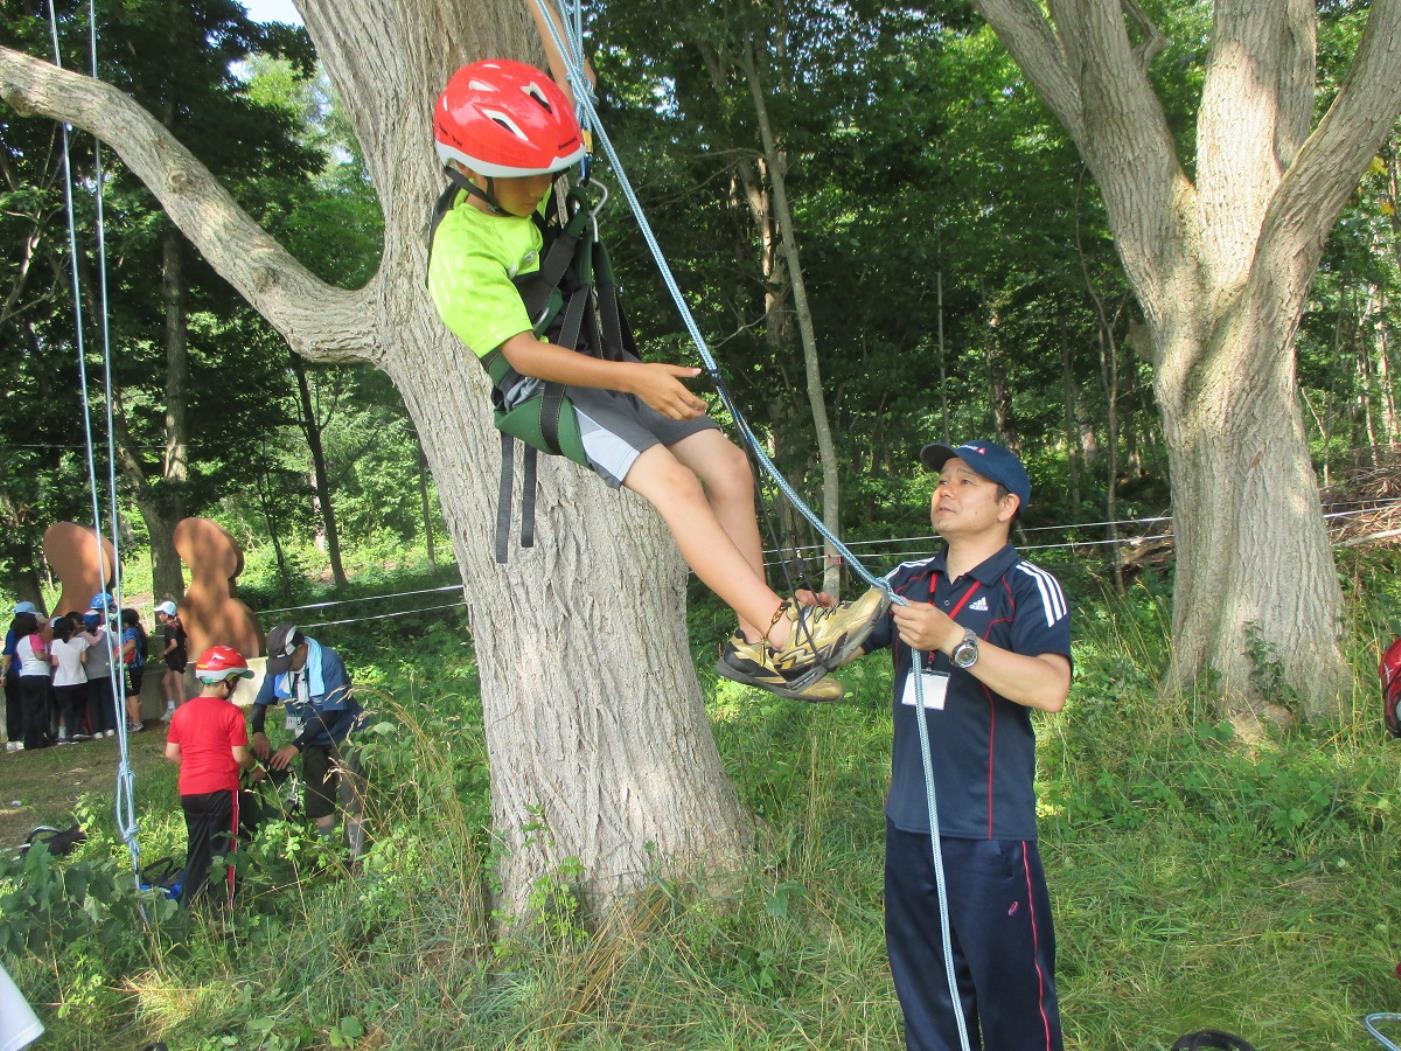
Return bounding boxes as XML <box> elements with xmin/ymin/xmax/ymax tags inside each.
<box><xmin>818</xmin><ymin>441</ymin><xmax>1072</xmax><ymax>1051</ymax></box>
<box><xmin>251</xmin><ymin>623</ymin><xmax>367</xmax><ymax>858</ymax></box>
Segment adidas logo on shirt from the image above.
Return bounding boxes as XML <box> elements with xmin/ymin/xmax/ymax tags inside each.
<box><xmin>968</xmin><ymin>596</ymin><xmax>989</xmax><ymax>612</ymax></box>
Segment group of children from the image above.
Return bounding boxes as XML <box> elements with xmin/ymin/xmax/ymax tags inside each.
<box><xmin>2</xmin><ymin>598</ymin><xmax>149</xmax><ymax>751</ymax></box>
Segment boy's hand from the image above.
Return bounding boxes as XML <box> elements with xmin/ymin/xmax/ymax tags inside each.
<box><xmin>252</xmin><ymin>731</ymin><xmax>270</xmax><ymax>760</ymax></box>
<box><xmin>628</xmin><ymin>363</ymin><xmax>708</xmax><ymax>420</ymax></box>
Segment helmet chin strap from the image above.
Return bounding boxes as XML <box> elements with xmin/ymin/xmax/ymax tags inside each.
<box><xmin>446</xmin><ymin>166</ymin><xmax>507</xmax><ymax>215</ymax></box>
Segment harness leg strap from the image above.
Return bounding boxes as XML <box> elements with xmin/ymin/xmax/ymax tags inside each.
<box><xmin>496</xmin><ymin>432</ymin><xmax>515</xmax><ymax>565</ymax></box>
<box><xmin>520</xmin><ymin>445</ymin><xmax>538</xmax><ymax>549</ymax></box>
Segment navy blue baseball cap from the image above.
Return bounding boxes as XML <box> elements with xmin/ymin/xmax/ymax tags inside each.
<box><xmin>920</xmin><ymin>440</ymin><xmax>1031</xmax><ymax>509</ymax></box>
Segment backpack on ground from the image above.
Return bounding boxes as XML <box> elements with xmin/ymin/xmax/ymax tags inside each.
<box><xmin>138</xmin><ymin>856</ymin><xmax>184</xmax><ymax>901</ymax></box>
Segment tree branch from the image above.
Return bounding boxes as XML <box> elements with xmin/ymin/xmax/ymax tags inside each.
<box><xmin>972</xmin><ymin>0</ymin><xmax>1086</xmax><ymax>149</ymax></box>
<box><xmin>1256</xmin><ymin>0</ymin><xmax>1401</xmax><ymax>294</ymax></box>
<box><xmin>991</xmin><ymin>0</ymin><xmax>1191</xmax><ymax>327</ymax></box>
<box><xmin>0</xmin><ymin>45</ymin><xmax>380</xmax><ymax>365</ymax></box>
<box><xmin>1274</xmin><ymin>0</ymin><xmax>1316</xmax><ymax>170</ymax></box>
<box><xmin>1122</xmin><ymin>0</ymin><xmax>1167</xmax><ymax>69</ymax></box>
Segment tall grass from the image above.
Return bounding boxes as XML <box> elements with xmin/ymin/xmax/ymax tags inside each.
<box><xmin>2</xmin><ymin>578</ymin><xmax>1399</xmax><ymax>1049</ymax></box>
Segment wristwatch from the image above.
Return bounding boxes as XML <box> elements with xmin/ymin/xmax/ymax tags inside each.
<box><xmin>951</xmin><ymin>628</ymin><xmax>980</xmax><ymax>670</ymax></box>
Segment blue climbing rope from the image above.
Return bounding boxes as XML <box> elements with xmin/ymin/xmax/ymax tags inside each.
<box><xmin>46</xmin><ymin>0</ymin><xmax>143</xmax><ymax>892</ymax></box>
<box><xmin>1368</xmin><ymin>1014</ymin><xmax>1401</xmax><ymax>1050</ymax></box>
<box><xmin>534</xmin><ymin>6</ymin><xmax>971</xmax><ymax>1048</ymax></box>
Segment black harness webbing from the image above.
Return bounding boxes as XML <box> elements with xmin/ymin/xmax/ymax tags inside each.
<box><xmin>427</xmin><ymin>171</ymin><xmax>639</xmax><ymax>563</ymax></box>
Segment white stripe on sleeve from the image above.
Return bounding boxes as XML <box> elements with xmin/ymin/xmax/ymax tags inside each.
<box><xmin>1016</xmin><ymin>562</ymin><xmax>1067</xmax><ymax>627</ymax></box>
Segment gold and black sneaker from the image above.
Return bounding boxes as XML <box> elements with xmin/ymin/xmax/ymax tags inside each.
<box><xmin>716</xmin><ymin>634</ymin><xmax>845</xmax><ymax>702</ymax></box>
<box><xmin>772</xmin><ymin>586</ymin><xmax>891</xmax><ymax>671</ymax></box>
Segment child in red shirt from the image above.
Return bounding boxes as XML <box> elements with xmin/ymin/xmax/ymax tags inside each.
<box><xmin>164</xmin><ymin>645</ymin><xmax>254</xmax><ymax>907</ymax></box>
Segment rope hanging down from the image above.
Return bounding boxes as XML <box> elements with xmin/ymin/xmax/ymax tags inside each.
<box><xmin>533</xmin><ymin>5</ymin><xmax>970</xmax><ymax>1047</ymax></box>
<box><xmin>1368</xmin><ymin>1014</ymin><xmax>1401</xmax><ymax>1051</ymax></box>
<box><xmin>46</xmin><ymin>0</ymin><xmax>143</xmax><ymax>892</ymax></box>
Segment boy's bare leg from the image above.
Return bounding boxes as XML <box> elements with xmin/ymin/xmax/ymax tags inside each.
<box><xmin>666</xmin><ymin>431</ymin><xmax>768</xmax><ymax>642</ymax></box>
<box><xmin>624</xmin><ymin>444</ymin><xmax>793</xmax><ymax>647</ymax></box>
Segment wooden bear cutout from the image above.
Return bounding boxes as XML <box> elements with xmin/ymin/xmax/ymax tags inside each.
<box><xmin>173</xmin><ymin>518</ymin><xmax>264</xmax><ymax>660</ymax></box>
<box><xmin>42</xmin><ymin>523</ymin><xmax>115</xmax><ymax>619</ymax></box>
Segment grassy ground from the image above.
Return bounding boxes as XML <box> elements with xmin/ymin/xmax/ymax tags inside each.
<box><xmin>0</xmin><ymin>730</ymin><xmax>169</xmax><ymax>848</ymax></box>
<box><xmin>2</xmin><ymin>574</ymin><xmax>1400</xmax><ymax>1049</ymax></box>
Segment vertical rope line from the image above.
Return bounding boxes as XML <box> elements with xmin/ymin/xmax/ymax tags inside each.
<box><xmin>87</xmin><ymin>0</ymin><xmax>140</xmax><ymax>888</ymax></box>
<box><xmin>47</xmin><ymin>0</ymin><xmax>143</xmax><ymax>891</ymax></box>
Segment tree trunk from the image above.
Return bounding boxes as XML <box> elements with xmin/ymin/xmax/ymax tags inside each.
<box><xmin>1155</xmin><ymin>295</ymin><xmax>1347</xmax><ymax>712</ymax></box>
<box><xmin>982</xmin><ymin>280</ymin><xmax>1018</xmax><ymax>452</ymax></box>
<box><xmin>290</xmin><ymin>353</ymin><xmax>348</xmax><ymax>588</ymax></box>
<box><xmin>971</xmin><ymin>0</ymin><xmax>1401</xmax><ymax>718</ymax></box>
<box><xmin>1377</xmin><ymin>290</ymin><xmax>1398</xmax><ymax>447</ymax></box>
<box><xmin>0</xmin><ymin>0</ymin><xmax>752</xmax><ymax>912</ymax></box>
<box><xmin>150</xmin><ymin>225</ymin><xmax>189</xmax><ymax>601</ymax></box>
<box><xmin>739</xmin><ymin>45</ymin><xmax>842</xmax><ymax>598</ymax></box>
<box><xmin>1059</xmin><ymin>330</ymin><xmax>1082</xmax><ymax>514</ymax></box>
<box><xmin>416</xmin><ymin>435</ymin><xmax>437</xmax><ymax>568</ymax></box>
<box><xmin>256</xmin><ymin>464</ymin><xmax>293</xmax><ymax>603</ymax></box>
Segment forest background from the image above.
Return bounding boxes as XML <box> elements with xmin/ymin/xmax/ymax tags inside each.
<box><xmin>1</xmin><ymin>0</ymin><xmax>1400</xmax><ymax>1048</ymax></box>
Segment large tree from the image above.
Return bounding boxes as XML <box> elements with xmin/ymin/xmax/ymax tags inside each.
<box><xmin>0</xmin><ymin>0</ymin><xmax>748</xmax><ymax>911</ymax></box>
<box><xmin>967</xmin><ymin>0</ymin><xmax>1401</xmax><ymax>718</ymax></box>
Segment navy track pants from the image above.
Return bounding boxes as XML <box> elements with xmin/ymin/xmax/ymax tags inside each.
<box><xmin>885</xmin><ymin>820</ymin><xmax>1063</xmax><ymax>1051</ymax></box>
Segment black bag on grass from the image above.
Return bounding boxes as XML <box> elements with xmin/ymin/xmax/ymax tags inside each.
<box><xmin>19</xmin><ymin>824</ymin><xmax>86</xmax><ymax>858</ymax></box>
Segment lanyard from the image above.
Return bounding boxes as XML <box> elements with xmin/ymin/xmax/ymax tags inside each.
<box><xmin>930</xmin><ymin>571</ymin><xmax>982</xmax><ymax>622</ymax></box>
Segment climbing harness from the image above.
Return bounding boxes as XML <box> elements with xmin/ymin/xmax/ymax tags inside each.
<box><xmin>427</xmin><ymin>167</ymin><xmax>632</xmax><ymax>562</ymax></box>
<box><xmin>46</xmin><ymin>0</ymin><xmax>143</xmax><ymax>896</ymax></box>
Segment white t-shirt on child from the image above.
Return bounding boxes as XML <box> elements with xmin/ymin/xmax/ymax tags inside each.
<box><xmin>51</xmin><ymin>636</ymin><xmax>89</xmax><ymax>687</ymax></box>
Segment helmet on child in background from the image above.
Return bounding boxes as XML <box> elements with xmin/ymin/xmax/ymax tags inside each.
<box><xmin>194</xmin><ymin>645</ymin><xmax>254</xmax><ymax>684</ymax></box>
<box><xmin>433</xmin><ymin>59</ymin><xmax>586</xmax><ymax>178</ymax></box>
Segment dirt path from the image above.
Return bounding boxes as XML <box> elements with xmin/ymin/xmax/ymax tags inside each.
<box><xmin>0</xmin><ymin>728</ymin><xmax>169</xmax><ymax>848</ymax></box>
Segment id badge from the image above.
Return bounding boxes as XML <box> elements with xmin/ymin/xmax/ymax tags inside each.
<box><xmin>285</xmin><ymin>714</ymin><xmax>304</xmax><ymax>735</ymax></box>
<box><xmin>901</xmin><ymin>670</ymin><xmax>950</xmax><ymax>711</ymax></box>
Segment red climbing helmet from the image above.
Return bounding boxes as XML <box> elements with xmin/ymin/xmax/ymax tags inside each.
<box><xmin>434</xmin><ymin>58</ymin><xmax>586</xmax><ymax>178</ymax></box>
<box><xmin>195</xmin><ymin>644</ymin><xmax>254</xmax><ymax>683</ymax></box>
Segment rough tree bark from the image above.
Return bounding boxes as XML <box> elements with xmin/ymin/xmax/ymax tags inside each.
<box><xmin>0</xmin><ymin>0</ymin><xmax>751</xmax><ymax>912</ymax></box>
<box><xmin>971</xmin><ymin>0</ymin><xmax>1401</xmax><ymax>719</ymax></box>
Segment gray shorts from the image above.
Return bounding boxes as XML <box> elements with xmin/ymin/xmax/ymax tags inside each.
<box><xmin>566</xmin><ymin>386</ymin><xmax>719</xmax><ymax>487</ymax></box>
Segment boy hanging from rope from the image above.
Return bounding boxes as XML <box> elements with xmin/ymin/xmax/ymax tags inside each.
<box><xmin>427</xmin><ymin>0</ymin><xmax>887</xmax><ymax>700</ymax></box>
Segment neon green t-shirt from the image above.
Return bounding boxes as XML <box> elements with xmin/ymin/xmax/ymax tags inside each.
<box><xmin>428</xmin><ymin>191</ymin><xmax>547</xmax><ymax>359</ymax></box>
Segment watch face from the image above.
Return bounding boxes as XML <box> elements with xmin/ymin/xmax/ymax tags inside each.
<box><xmin>953</xmin><ymin>632</ymin><xmax>978</xmax><ymax>668</ymax></box>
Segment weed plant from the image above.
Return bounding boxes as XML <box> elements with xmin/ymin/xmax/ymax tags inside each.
<box><xmin>1</xmin><ymin>570</ymin><xmax>1398</xmax><ymax>1048</ymax></box>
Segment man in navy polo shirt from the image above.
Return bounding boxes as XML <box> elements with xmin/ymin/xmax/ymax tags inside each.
<box><xmin>855</xmin><ymin>440</ymin><xmax>1072</xmax><ymax>1051</ymax></box>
